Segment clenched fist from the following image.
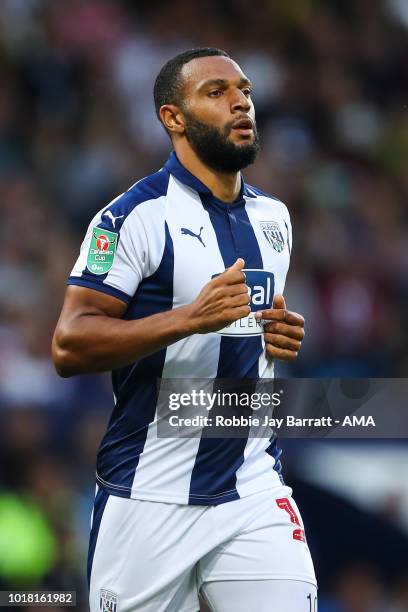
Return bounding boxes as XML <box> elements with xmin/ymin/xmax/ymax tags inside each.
<box><xmin>188</xmin><ymin>258</ymin><xmax>251</xmax><ymax>334</ymax></box>
<box><xmin>255</xmin><ymin>294</ymin><xmax>305</xmax><ymax>361</ymax></box>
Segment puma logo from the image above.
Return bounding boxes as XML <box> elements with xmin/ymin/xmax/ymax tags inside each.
<box><xmin>104</xmin><ymin>211</ymin><xmax>124</xmax><ymax>228</ymax></box>
<box><xmin>181</xmin><ymin>226</ymin><xmax>206</xmax><ymax>247</ymax></box>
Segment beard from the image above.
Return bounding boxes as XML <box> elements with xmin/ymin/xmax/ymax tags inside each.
<box><xmin>182</xmin><ymin>109</ymin><xmax>260</xmax><ymax>173</ymax></box>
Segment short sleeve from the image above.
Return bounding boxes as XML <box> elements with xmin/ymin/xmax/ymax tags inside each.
<box><xmin>282</xmin><ymin>205</ymin><xmax>292</xmax><ymax>257</ymax></box>
<box><xmin>67</xmin><ymin>206</ymin><xmax>149</xmax><ymax>304</ymax></box>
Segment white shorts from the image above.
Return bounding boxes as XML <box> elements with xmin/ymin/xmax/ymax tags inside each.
<box><xmin>89</xmin><ymin>485</ymin><xmax>317</xmax><ymax>612</ymax></box>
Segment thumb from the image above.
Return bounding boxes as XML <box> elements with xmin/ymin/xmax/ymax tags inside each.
<box><xmin>273</xmin><ymin>294</ymin><xmax>286</xmax><ymax>310</ymax></box>
<box><xmin>227</xmin><ymin>258</ymin><xmax>245</xmax><ymax>272</ymax></box>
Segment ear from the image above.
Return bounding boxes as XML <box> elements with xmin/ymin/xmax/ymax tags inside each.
<box><xmin>159</xmin><ymin>104</ymin><xmax>185</xmax><ymax>136</ymax></box>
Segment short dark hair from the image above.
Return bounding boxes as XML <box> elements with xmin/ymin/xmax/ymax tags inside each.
<box><xmin>153</xmin><ymin>47</ymin><xmax>230</xmax><ymax>121</ymax></box>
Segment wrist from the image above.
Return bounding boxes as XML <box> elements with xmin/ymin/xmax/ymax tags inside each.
<box><xmin>174</xmin><ymin>303</ymin><xmax>202</xmax><ymax>336</ymax></box>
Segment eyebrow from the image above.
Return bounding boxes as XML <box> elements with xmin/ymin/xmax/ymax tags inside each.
<box><xmin>198</xmin><ymin>77</ymin><xmax>253</xmax><ymax>91</ymax></box>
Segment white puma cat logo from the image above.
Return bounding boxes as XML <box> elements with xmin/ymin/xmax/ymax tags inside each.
<box><xmin>105</xmin><ymin>211</ymin><xmax>124</xmax><ymax>228</ymax></box>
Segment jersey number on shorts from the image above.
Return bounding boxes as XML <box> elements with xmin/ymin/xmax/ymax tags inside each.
<box><xmin>275</xmin><ymin>497</ymin><xmax>306</xmax><ymax>542</ymax></box>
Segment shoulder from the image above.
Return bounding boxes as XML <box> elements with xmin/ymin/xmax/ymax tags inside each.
<box><xmin>125</xmin><ymin>167</ymin><xmax>171</xmax><ymax>204</ymax></box>
<box><xmin>245</xmin><ymin>183</ymin><xmax>290</xmax><ymax>219</ymax></box>
<box><xmin>108</xmin><ymin>168</ymin><xmax>170</xmax><ymax>218</ymax></box>
<box><xmin>245</xmin><ymin>184</ymin><xmax>281</xmax><ymax>201</ymax></box>
<box><xmin>91</xmin><ymin>167</ymin><xmax>171</xmax><ymax>233</ymax></box>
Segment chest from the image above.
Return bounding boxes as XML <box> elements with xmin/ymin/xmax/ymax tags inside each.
<box><xmin>165</xmin><ymin>192</ymin><xmax>291</xmax><ymax>309</ymax></box>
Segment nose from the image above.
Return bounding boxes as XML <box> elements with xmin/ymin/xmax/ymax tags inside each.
<box><xmin>230</xmin><ymin>89</ymin><xmax>251</xmax><ymax>113</ymax></box>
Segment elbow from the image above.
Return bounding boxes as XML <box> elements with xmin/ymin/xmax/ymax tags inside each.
<box><xmin>52</xmin><ymin>349</ymin><xmax>76</xmax><ymax>378</ymax></box>
<box><xmin>52</xmin><ymin>329</ymin><xmax>80</xmax><ymax>378</ymax></box>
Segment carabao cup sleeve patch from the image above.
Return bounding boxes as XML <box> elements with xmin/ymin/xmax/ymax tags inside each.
<box><xmin>86</xmin><ymin>227</ymin><xmax>118</xmax><ymax>275</ymax></box>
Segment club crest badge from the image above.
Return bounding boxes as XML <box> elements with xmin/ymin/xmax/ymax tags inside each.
<box><xmin>100</xmin><ymin>589</ymin><xmax>118</xmax><ymax>612</ymax></box>
<box><xmin>87</xmin><ymin>226</ymin><xmax>118</xmax><ymax>275</ymax></box>
<box><xmin>259</xmin><ymin>221</ymin><xmax>285</xmax><ymax>253</ymax></box>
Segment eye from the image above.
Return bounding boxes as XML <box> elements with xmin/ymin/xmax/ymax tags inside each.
<box><xmin>208</xmin><ymin>90</ymin><xmax>223</xmax><ymax>97</ymax></box>
<box><xmin>242</xmin><ymin>88</ymin><xmax>253</xmax><ymax>97</ymax></box>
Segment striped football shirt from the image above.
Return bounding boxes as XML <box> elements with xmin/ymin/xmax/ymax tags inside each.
<box><xmin>68</xmin><ymin>151</ymin><xmax>292</xmax><ymax>505</ymax></box>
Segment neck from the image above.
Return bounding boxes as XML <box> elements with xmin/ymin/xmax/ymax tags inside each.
<box><xmin>174</xmin><ymin>141</ymin><xmax>241</xmax><ymax>203</ymax></box>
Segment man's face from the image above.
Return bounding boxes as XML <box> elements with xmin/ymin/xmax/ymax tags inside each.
<box><xmin>179</xmin><ymin>56</ymin><xmax>260</xmax><ymax>173</ymax></box>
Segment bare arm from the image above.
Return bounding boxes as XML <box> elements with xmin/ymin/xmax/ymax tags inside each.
<box><xmin>52</xmin><ymin>258</ymin><xmax>250</xmax><ymax>377</ymax></box>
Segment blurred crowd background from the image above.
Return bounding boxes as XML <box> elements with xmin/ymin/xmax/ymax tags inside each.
<box><xmin>0</xmin><ymin>0</ymin><xmax>408</xmax><ymax>610</ymax></box>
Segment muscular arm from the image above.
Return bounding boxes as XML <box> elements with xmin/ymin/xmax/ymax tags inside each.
<box><xmin>52</xmin><ymin>286</ymin><xmax>196</xmax><ymax>376</ymax></box>
<box><xmin>52</xmin><ymin>259</ymin><xmax>250</xmax><ymax>377</ymax></box>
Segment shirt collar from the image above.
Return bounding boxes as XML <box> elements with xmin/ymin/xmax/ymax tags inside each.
<box><xmin>164</xmin><ymin>151</ymin><xmax>254</xmax><ymax>202</ymax></box>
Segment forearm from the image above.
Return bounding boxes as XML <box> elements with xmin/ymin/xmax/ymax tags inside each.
<box><xmin>53</xmin><ymin>259</ymin><xmax>249</xmax><ymax>376</ymax></box>
<box><xmin>53</xmin><ymin>304</ymin><xmax>196</xmax><ymax>376</ymax></box>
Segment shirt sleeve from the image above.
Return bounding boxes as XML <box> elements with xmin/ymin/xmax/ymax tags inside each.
<box><xmin>67</xmin><ymin>206</ymin><xmax>149</xmax><ymax>304</ymax></box>
<box><xmin>283</xmin><ymin>206</ymin><xmax>292</xmax><ymax>257</ymax></box>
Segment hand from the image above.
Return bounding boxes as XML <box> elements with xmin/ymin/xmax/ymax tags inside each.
<box><xmin>255</xmin><ymin>294</ymin><xmax>305</xmax><ymax>361</ymax></box>
<box><xmin>188</xmin><ymin>258</ymin><xmax>250</xmax><ymax>334</ymax></box>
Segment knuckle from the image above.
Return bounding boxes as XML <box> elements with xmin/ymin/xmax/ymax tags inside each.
<box><xmin>236</xmin><ymin>284</ymin><xmax>249</xmax><ymax>297</ymax></box>
<box><xmin>223</xmin><ymin>310</ymin><xmax>234</xmax><ymax>324</ymax></box>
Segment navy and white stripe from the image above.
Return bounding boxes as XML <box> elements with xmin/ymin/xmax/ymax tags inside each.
<box><xmin>68</xmin><ymin>152</ymin><xmax>292</xmax><ymax>505</ymax></box>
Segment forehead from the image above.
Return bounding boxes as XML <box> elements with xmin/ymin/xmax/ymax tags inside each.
<box><xmin>181</xmin><ymin>56</ymin><xmax>248</xmax><ymax>91</ymax></box>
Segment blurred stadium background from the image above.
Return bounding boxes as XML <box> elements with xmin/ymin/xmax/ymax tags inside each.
<box><xmin>0</xmin><ymin>0</ymin><xmax>408</xmax><ymax>610</ymax></box>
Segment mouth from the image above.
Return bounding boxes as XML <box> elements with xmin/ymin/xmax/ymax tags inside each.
<box><xmin>231</xmin><ymin>117</ymin><xmax>254</xmax><ymax>137</ymax></box>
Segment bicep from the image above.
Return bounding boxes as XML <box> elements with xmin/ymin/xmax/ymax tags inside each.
<box><xmin>58</xmin><ymin>285</ymin><xmax>128</xmax><ymax>327</ymax></box>
<box><xmin>52</xmin><ymin>286</ymin><xmax>128</xmax><ymax>375</ymax></box>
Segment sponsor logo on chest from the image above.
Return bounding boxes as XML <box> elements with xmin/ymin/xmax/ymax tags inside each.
<box><xmin>213</xmin><ymin>269</ymin><xmax>275</xmax><ymax>337</ymax></box>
